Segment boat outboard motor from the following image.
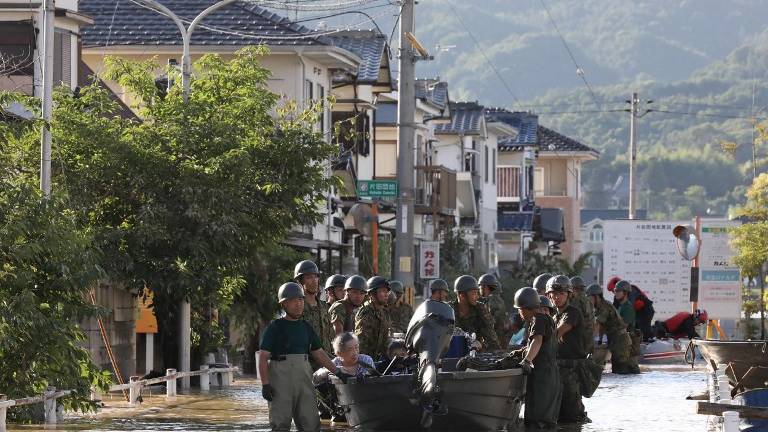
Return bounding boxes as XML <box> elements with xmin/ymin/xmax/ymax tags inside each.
<box><xmin>405</xmin><ymin>300</ymin><xmax>455</xmax><ymax>428</ymax></box>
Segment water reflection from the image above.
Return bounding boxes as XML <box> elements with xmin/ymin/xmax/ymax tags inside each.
<box><xmin>9</xmin><ymin>367</ymin><xmax>709</xmax><ymax>431</ymax></box>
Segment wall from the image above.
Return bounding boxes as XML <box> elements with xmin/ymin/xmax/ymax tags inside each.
<box><xmin>81</xmin><ymin>284</ymin><xmax>137</xmax><ymax>381</ymax></box>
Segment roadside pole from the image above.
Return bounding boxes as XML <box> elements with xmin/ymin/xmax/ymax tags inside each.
<box><xmin>394</xmin><ymin>0</ymin><xmax>416</xmax><ymax>290</ymax></box>
<box><xmin>40</xmin><ymin>0</ymin><xmax>54</xmax><ymax>197</ymax></box>
<box><xmin>628</xmin><ymin>92</ymin><xmax>638</xmax><ymax>219</ymax></box>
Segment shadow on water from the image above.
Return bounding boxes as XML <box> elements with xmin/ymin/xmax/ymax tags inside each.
<box><xmin>8</xmin><ymin>367</ymin><xmax>710</xmax><ymax>431</ymax></box>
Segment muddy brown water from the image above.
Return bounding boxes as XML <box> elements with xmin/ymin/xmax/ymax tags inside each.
<box><xmin>8</xmin><ymin>366</ymin><xmax>709</xmax><ymax>431</ymax></box>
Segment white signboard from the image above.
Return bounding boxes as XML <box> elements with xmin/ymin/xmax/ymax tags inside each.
<box><xmin>697</xmin><ymin>220</ymin><xmax>741</xmax><ymax>319</ymax></box>
<box><xmin>419</xmin><ymin>241</ymin><xmax>440</xmax><ymax>279</ymax></box>
<box><xmin>603</xmin><ymin>220</ymin><xmax>691</xmax><ymax>320</ymax></box>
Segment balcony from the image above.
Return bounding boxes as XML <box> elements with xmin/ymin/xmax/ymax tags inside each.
<box><xmin>497</xmin><ymin>166</ymin><xmax>521</xmax><ymax>202</ymax></box>
<box><xmin>414</xmin><ymin>165</ymin><xmax>457</xmax><ymax>216</ymax></box>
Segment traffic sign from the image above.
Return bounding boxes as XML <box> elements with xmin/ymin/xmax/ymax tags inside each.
<box><xmin>357</xmin><ymin>180</ymin><xmax>398</xmax><ymax>198</ymax></box>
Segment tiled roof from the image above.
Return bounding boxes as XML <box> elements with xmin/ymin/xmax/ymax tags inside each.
<box><xmin>328</xmin><ymin>30</ymin><xmax>387</xmax><ymax>84</ymax></box>
<box><xmin>581</xmin><ymin>209</ymin><xmax>648</xmax><ymax>224</ymax></box>
<box><xmin>538</xmin><ymin>125</ymin><xmax>598</xmax><ymax>154</ymax></box>
<box><xmin>487</xmin><ymin>108</ymin><xmax>538</xmax><ymax>149</ymax></box>
<box><xmin>80</xmin><ymin>0</ymin><xmax>331</xmax><ymax>47</ymax></box>
<box><xmin>434</xmin><ymin>101</ymin><xmax>484</xmax><ymax>135</ymax></box>
<box><xmin>415</xmin><ymin>78</ymin><xmax>449</xmax><ymax>109</ymax></box>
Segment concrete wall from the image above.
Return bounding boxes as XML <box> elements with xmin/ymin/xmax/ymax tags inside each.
<box><xmin>82</xmin><ymin>284</ymin><xmax>137</xmax><ymax>380</ymax></box>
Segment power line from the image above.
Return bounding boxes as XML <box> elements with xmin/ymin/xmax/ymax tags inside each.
<box><xmin>652</xmin><ymin>108</ymin><xmax>768</xmax><ymax>121</ymax></box>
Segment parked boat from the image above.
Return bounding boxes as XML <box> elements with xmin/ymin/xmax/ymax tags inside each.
<box><xmin>640</xmin><ymin>338</ymin><xmax>689</xmax><ymax>364</ymax></box>
<box><xmin>693</xmin><ymin>339</ymin><xmax>768</xmax><ymax>367</ymax></box>
<box><xmin>331</xmin><ymin>300</ymin><xmax>527</xmax><ymax>431</ymax></box>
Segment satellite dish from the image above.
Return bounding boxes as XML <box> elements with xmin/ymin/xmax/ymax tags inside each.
<box><xmin>349</xmin><ymin>203</ymin><xmax>375</xmax><ymax>238</ymax></box>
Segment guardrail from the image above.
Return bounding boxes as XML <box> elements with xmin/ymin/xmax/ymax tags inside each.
<box><xmin>107</xmin><ymin>366</ymin><xmax>239</xmax><ymax>407</ymax></box>
<box><xmin>0</xmin><ymin>387</ymin><xmax>72</xmax><ymax>431</ymax></box>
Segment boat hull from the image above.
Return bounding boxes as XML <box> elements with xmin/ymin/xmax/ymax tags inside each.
<box><xmin>332</xmin><ymin>369</ymin><xmax>526</xmax><ymax>431</ymax></box>
<box><xmin>640</xmin><ymin>339</ymin><xmax>688</xmax><ymax>364</ymax></box>
<box><xmin>693</xmin><ymin>339</ymin><xmax>768</xmax><ymax>367</ymax></box>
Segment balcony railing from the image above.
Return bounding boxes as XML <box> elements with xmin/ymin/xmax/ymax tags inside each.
<box><xmin>497</xmin><ymin>166</ymin><xmax>521</xmax><ymax>199</ymax></box>
<box><xmin>414</xmin><ymin>165</ymin><xmax>457</xmax><ymax>216</ymax></box>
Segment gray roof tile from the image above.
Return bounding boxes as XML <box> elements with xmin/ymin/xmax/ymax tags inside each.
<box><xmin>538</xmin><ymin>125</ymin><xmax>598</xmax><ymax>154</ymax></box>
<box><xmin>80</xmin><ymin>0</ymin><xmax>331</xmax><ymax>47</ymax></box>
<box><xmin>487</xmin><ymin>108</ymin><xmax>538</xmax><ymax>147</ymax></box>
<box><xmin>328</xmin><ymin>30</ymin><xmax>387</xmax><ymax>83</ymax></box>
<box><xmin>415</xmin><ymin>78</ymin><xmax>448</xmax><ymax>109</ymax></box>
<box><xmin>434</xmin><ymin>101</ymin><xmax>484</xmax><ymax>135</ymax></box>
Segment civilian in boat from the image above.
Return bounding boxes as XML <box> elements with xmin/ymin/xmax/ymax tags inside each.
<box><xmin>429</xmin><ymin>279</ymin><xmax>450</xmax><ymax>302</ymax></box>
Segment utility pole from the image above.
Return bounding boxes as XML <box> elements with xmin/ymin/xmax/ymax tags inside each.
<box><xmin>394</xmin><ymin>0</ymin><xmax>416</xmax><ymax>290</ymax></box>
<box><xmin>628</xmin><ymin>92</ymin><xmax>638</xmax><ymax>220</ymax></box>
<box><xmin>40</xmin><ymin>0</ymin><xmax>55</xmax><ymax>197</ymax></box>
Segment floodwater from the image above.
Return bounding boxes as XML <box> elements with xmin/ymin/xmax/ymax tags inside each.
<box><xmin>9</xmin><ymin>366</ymin><xmax>710</xmax><ymax>432</ymax></box>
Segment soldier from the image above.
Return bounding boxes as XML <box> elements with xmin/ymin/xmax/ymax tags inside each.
<box><xmin>587</xmin><ymin>283</ymin><xmax>639</xmax><ymax>374</ymax></box>
<box><xmin>479</xmin><ymin>273</ymin><xmax>511</xmax><ymax>349</ymax></box>
<box><xmin>329</xmin><ymin>275</ymin><xmax>366</xmax><ymax>335</ymax></box>
<box><xmin>354</xmin><ymin>276</ymin><xmax>392</xmax><ymax>360</ymax></box>
<box><xmin>533</xmin><ymin>272</ymin><xmax>553</xmax><ymax>295</ymax></box>
<box><xmin>451</xmin><ymin>275</ymin><xmax>501</xmax><ymax>351</ymax></box>
<box><xmin>388</xmin><ymin>280</ymin><xmax>413</xmax><ymax>334</ymax></box>
<box><xmin>258</xmin><ymin>282</ymin><xmax>338</xmax><ymax>432</ymax></box>
<box><xmin>539</xmin><ymin>295</ymin><xmax>556</xmax><ymax>316</ymax></box>
<box><xmin>294</xmin><ymin>260</ymin><xmax>334</xmax><ymax>356</ymax></box>
<box><xmin>569</xmin><ymin>276</ymin><xmax>595</xmax><ymax>354</ymax></box>
<box><xmin>324</xmin><ymin>274</ymin><xmax>346</xmax><ymax>306</ymax></box>
<box><xmin>429</xmin><ymin>279</ymin><xmax>449</xmax><ymax>302</ymax></box>
<box><xmin>547</xmin><ymin>275</ymin><xmax>588</xmax><ymax>424</ymax></box>
<box><xmin>614</xmin><ymin>280</ymin><xmax>641</xmax><ymax>363</ymax></box>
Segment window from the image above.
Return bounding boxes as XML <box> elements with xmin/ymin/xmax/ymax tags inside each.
<box><xmin>53</xmin><ymin>30</ymin><xmax>72</xmax><ymax>88</ymax></box>
<box><xmin>492</xmin><ymin>149</ymin><xmax>497</xmax><ymax>184</ymax></box>
<box><xmin>0</xmin><ymin>21</ymin><xmax>35</xmax><ymax>76</ymax></box>
<box><xmin>484</xmin><ymin>146</ymin><xmax>489</xmax><ymax>183</ymax></box>
<box><xmin>533</xmin><ymin>167</ymin><xmax>544</xmax><ymax>196</ymax></box>
<box><xmin>589</xmin><ymin>224</ymin><xmax>603</xmax><ymax>242</ymax></box>
<box><xmin>317</xmin><ymin>83</ymin><xmax>325</xmax><ymax>134</ymax></box>
<box><xmin>304</xmin><ymin>79</ymin><xmax>313</xmax><ymax>103</ymax></box>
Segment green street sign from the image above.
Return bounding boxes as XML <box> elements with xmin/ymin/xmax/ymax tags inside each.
<box><xmin>357</xmin><ymin>180</ymin><xmax>398</xmax><ymax>198</ymax></box>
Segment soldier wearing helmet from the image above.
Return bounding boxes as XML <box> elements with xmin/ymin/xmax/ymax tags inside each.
<box><xmin>450</xmin><ymin>275</ymin><xmax>501</xmax><ymax>351</ymax></box>
<box><xmin>429</xmin><ymin>279</ymin><xmax>450</xmax><ymax>302</ymax></box>
<box><xmin>294</xmin><ymin>260</ymin><xmax>334</xmax><ymax>356</ymax></box>
<box><xmin>258</xmin><ymin>282</ymin><xmax>338</xmax><ymax>431</ymax></box>
<box><xmin>539</xmin><ymin>295</ymin><xmax>556</xmax><ymax>316</ymax></box>
<box><xmin>533</xmin><ymin>273</ymin><xmax>553</xmax><ymax>294</ymax></box>
<box><xmin>324</xmin><ymin>274</ymin><xmax>346</xmax><ymax>306</ymax></box>
<box><xmin>329</xmin><ymin>275</ymin><xmax>366</xmax><ymax>335</ymax></box>
<box><xmin>586</xmin><ymin>283</ymin><xmax>639</xmax><ymax>374</ymax></box>
<box><xmin>546</xmin><ymin>275</ymin><xmax>589</xmax><ymax>423</ymax></box>
<box><xmin>354</xmin><ymin>276</ymin><xmax>392</xmax><ymax>359</ymax></box>
<box><xmin>613</xmin><ymin>280</ymin><xmax>636</xmax><ymax>330</ymax></box>
<box><xmin>387</xmin><ymin>280</ymin><xmax>413</xmax><ymax>334</ymax></box>
<box><xmin>569</xmin><ymin>275</ymin><xmax>595</xmax><ymax>355</ymax></box>
<box><xmin>479</xmin><ymin>273</ymin><xmax>511</xmax><ymax>349</ymax></box>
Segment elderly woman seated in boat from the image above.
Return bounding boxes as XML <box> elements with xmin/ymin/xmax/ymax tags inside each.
<box><xmin>313</xmin><ymin>332</ymin><xmax>377</xmax><ymax>384</ymax></box>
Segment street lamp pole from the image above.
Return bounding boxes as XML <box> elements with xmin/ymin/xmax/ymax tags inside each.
<box><xmin>132</xmin><ymin>0</ymin><xmax>237</xmax><ymax>388</ymax></box>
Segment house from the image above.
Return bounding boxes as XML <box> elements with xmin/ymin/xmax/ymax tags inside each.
<box><xmin>433</xmin><ymin>101</ymin><xmax>516</xmax><ymax>274</ymax></box>
<box><xmin>580</xmin><ymin>208</ymin><xmax>647</xmax><ymax>284</ymax></box>
<box><xmin>79</xmin><ymin>0</ymin><xmax>365</xmax><ymax>275</ymax></box>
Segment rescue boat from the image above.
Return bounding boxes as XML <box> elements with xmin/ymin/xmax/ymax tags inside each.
<box><xmin>693</xmin><ymin>339</ymin><xmax>768</xmax><ymax>367</ymax></box>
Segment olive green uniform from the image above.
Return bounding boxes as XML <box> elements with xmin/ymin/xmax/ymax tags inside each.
<box><xmin>354</xmin><ymin>300</ymin><xmax>391</xmax><ymax>359</ymax></box>
<box><xmin>570</xmin><ymin>291</ymin><xmax>594</xmax><ymax>354</ymax></box>
<box><xmin>554</xmin><ymin>303</ymin><xmax>588</xmax><ymax>423</ymax></box>
<box><xmin>299</xmin><ymin>299</ymin><xmax>334</xmax><ymax>355</ymax></box>
<box><xmin>329</xmin><ymin>298</ymin><xmax>359</xmax><ymax>333</ymax></box>
<box><xmin>450</xmin><ymin>301</ymin><xmax>501</xmax><ymax>351</ymax></box>
<box><xmin>388</xmin><ymin>301</ymin><xmax>413</xmax><ymax>334</ymax></box>
<box><xmin>595</xmin><ymin>298</ymin><xmax>639</xmax><ymax>374</ymax></box>
<box><xmin>522</xmin><ymin>313</ymin><xmax>562</xmax><ymax>428</ymax></box>
<box><xmin>483</xmin><ymin>292</ymin><xmax>510</xmax><ymax>349</ymax></box>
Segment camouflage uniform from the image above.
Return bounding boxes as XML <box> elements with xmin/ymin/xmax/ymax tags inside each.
<box><xmin>554</xmin><ymin>303</ymin><xmax>588</xmax><ymax>423</ymax></box>
<box><xmin>482</xmin><ymin>292</ymin><xmax>510</xmax><ymax>348</ymax></box>
<box><xmin>300</xmin><ymin>300</ymin><xmax>334</xmax><ymax>355</ymax></box>
<box><xmin>354</xmin><ymin>300</ymin><xmax>391</xmax><ymax>360</ymax></box>
<box><xmin>570</xmin><ymin>291</ymin><xmax>595</xmax><ymax>354</ymax></box>
<box><xmin>329</xmin><ymin>298</ymin><xmax>359</xmax><ymax>333</ymax></box>
<box><xmin>450</xmin><ymin>301</ymin><xmax>501</xmax><ymax>351</ymax></box>
<box><xmin>595</xmin><ymin>298</ymin><xmax>639</xmax><ymax>374</ymax></box>
<box><xmin>388</xmin><ymin>301</ymin><xmax>413</xmax><ymax>334</ymax></box>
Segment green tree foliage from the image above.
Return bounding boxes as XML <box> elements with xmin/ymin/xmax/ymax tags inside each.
<box><xmin>732</xmin><ymin>173</ymin><xmax>768</xmax><ymax>278</ymax></box>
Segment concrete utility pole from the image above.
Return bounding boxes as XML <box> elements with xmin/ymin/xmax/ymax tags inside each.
<box><xmin>628</xmin><ymin>92</ymin><xmax>638</xmax><ymax>220</ymax></box>
<box><xmin>132</xmin><ymin>0</ymin><xmax>236</xmax><ymax>389</ymax></box>
<box><xmin>40</xmin><ymin>0</ymin><xmax>55</xmax><ymax>197</ymax></box>
<box><xmin>394</xmin><ymin>0</ymin><xmax>416</xmax><ymax>290</ymax></box>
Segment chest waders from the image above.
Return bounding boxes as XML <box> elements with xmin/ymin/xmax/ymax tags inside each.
<box><xmin>268</xmin><ymin>354</ymin><xmax>319</xmax><ymax>432</ymax></box>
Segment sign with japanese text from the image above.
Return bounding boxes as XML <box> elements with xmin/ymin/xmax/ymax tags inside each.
<box><xmin>697</xmin><ymin>219</ymin><xmax>741</xmax><ymax>320</ymax></box>
<box><xmin>420</xmin><ymin>241</ymin><xmax>440</xmax><ymax>279</ymax></box>
<box><xmin>602</xmin><ymin>220</ymin><xmax>691</xmax><ymax>320</ymax></box>
<box><xmin>357</xmin><ymin>180</ymin><xmax>398</xmax><ymax>198</ymax></box>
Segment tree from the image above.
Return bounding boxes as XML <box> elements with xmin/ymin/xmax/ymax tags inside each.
<box><xmin>731</xmin><ymin>173</ymin><xmax>768</xmax><ymax>278</ymax></box>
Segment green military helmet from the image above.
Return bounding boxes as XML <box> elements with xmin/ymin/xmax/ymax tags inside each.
<box><xmin>539</xmin><ymin>295</ymin><xmax>556</xmax><ymax>311</ymax></box>
<box><xmin>533</xmin><ymin>272</ymin><xmax>553</xmax><ymax>293</ymax></box>
<box><xmin>614</xmin><ymin>279</ymin><xmax>632</xmax><ymax>293</ymax></box>
<box><xmin>545</xmin><ymin>275</ymin><xmax>571</xmax><ymax>293</ymax></box>
<box><xmin>429</xmin><ymin>279</ymin><xmax>449</xmax><ymax>293</ymax></box>
<box><xmin>345</xmin><ymin>275</ymin><xmax>368</xmax><ymax>292</ymax></box>
<box><xmin>454</xmin><ymin>275</ymin><xmax>479</xmax><ymax>293</ymax></box>
<box><xmin>278</xmin><ymin>282</ymin><xmax>305</xmax><ymax>303</ymax></box>
<box><xmin>367</xmin><ymin>276</ymin><xmax>390</xmax><ymax>293</ymax></box>
<box><xmin>294</xmin><ymin>260</ymin><xmax>319</xmax><ymax>280</ymax></box>
<box><xmin>569</xmin><ymin>276</ymin><xmax>586</xmax><ymax>290</ymax></box>
<box><xmin>514</xmin><ymin>287</ymin><xmax>541</xmax><ymax>309</ymax></box>
<box><xmin>478</xmin><ymin>273</ymin><xmax>500</xmax><ymax>291</ymax></box>
<box><xmin>586</xmin><ymin>283</ymin><xmax>602</xmax><ymax>296</ymax></box>
<box><xmin>390</xmin><ymin>280</ymin><xmax>404</xmax><ymax>294</ymax></box>
<box><xmin>324</xmin><ymin>274</ymin><xmax>346</xmax><ymax>291</ymax></box>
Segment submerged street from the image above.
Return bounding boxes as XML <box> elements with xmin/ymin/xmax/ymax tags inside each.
<box><xmin>9</xmin><ymin>366</ymin><xmax>708</xmax><ymax>432</ymax></box>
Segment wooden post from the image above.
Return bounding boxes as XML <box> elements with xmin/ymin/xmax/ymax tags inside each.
<box><xmin>200</xmin><ymin>366</ymin><xmax>210</xmax><ymax>391</ymax></box>
<box><xmin>43</xmin><ymin>387</ymin><xmax>56</xmax><ymax>425</ymax></box>
<box><xmin>129</xmin><ymin>376</ymin><xmax>141</xmax><ymax>406</ymax></box>
<box><xmin>166</xmin><ymin>369</ymin><xmax>177</xmax><ymax>397</ymax></box>
<box><xmin>0</xmin><ymin>394</ymin><xmax>7</xmax><ymax>432</ymax></box>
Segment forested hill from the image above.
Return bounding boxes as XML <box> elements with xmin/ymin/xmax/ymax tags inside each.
<box><xmin>411</xmin><ymin>0</ymin><xmax>768</xmax><ymax>218</ymax></box>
